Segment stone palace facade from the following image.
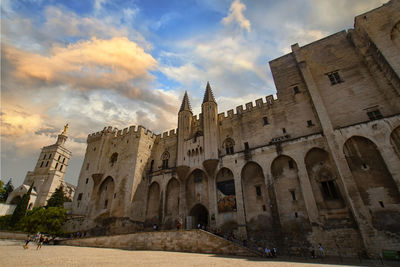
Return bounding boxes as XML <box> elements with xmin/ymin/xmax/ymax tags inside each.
<box><xmin>69</xmin><ymin>1</ymin><xmax>400</xmax><ymax>257</ymax></box>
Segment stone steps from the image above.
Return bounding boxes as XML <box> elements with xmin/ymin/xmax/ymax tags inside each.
<box><xmin>60</xmin><ymin>229</ymin><xmax>260</xmax><ymax>257</ymax></box>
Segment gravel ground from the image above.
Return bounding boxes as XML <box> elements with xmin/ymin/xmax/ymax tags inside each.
<box><xmin>0</xmin><ymin>240</ymin><xmax>385</xmax><ymax>267</ymax></box>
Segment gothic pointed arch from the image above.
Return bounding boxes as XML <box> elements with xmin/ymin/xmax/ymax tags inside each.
<box><xmin>343</xmin><ymin>136</ymin><xmax>400</xmax><ymax>205</ymax></box>
<box><xmin>344</xmin><ymin>136</ymin><xmax>400</xmax><ymax>233</ymax></box>
<box><xmin>95</xmin><ymin>176</ymin><xmax>115</xmax><ymax>215</ymax></box>
<box><xmin>271</xmin><ymin>155</ymin><xmax>309</xmax><ymax>228</ymax></box>
<box><xmin>146</xmin><ymin>182</ymin><xmax>161</xmax><ymax>224</ymax></box>
<box><xmin>305</xmin><ymin>148</ymin><xmax>344</xmax><ymax>210</ymax></box>
<box><xmin>223</xmin><ymin>138</ymin><xmax>235</xmax><ymax>155</ymax></box>
<box><xmin>164</xmin><ymin>178</ymin><xmax>180</xmax><ymax>228</ymax></box>
<box><xmin>241</xmin><ymin>162</ymin><xmax>269</xmax><ymax>226</ymax></box>
<box><xmin>216</xmin><ymin>168</ymin><xmax>236</xmax><ymax>213</ymax></box>
<box><xmin>185</xmin><ymin>169</ymin><xmax>209</xmax><ymax>217</ymax></box>
<box><xmin>390</xmin><ymin>126</ymin><xmax>400</xmax><ymax>159</ymax></box>
<box><xmin>161</xmin><ymin>151</ymin><xmax>170</xmax><ymax>170</ymax></box>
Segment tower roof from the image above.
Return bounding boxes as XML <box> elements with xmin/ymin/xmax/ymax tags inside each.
<box><xmin>202</xmin><ymin>81</ymin><xmax>216</xmax><ymax>104</ymax></box>
<box><xmin>179</xmin><ymin>91</ymin><xmax>192</xmax><ymax>113</ymax></box>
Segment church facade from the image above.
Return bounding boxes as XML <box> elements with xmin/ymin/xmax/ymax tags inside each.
<box><xmin>7</xmin><ymin>128</ymin><xmax>75</xmax><ymax>209</ymax></box>
<box><xmin>70</xmin><ymin>1</ymin><xmax>400</xmax><ymax>257</ymax></box>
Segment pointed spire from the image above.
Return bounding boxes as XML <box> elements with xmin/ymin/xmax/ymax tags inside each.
<box><xmin>179</xmin><ymin>91</ymin><xmax>192</xmax><ymax>113</ymax></box>
<box><xmin>202</xmin><ymin>81</ymin><xmax>216</xmax><ymax>104</ymax></box>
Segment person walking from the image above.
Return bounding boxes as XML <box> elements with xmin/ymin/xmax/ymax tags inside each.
<box><xmin>23</xmin><ymin>235</ymin><xmax>30</xmax><ymax>249</ymax></box>
<box><xmin>318</xmin><ymin>243</ymin><xmax>325</xmax><ymax>258</ymax></box>
<box><xmin>36</xmin><ymin>234</ymin><xmax>44</xmax><ymax>250</ymax></box>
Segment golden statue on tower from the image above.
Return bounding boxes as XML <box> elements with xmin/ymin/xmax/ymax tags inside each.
<box><xmin>62</xmin><ymin>123</ymin><xmax>69</xmax><ymax>135</ymax></box>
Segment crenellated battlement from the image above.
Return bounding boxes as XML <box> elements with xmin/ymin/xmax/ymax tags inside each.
<box><xmin>87</xmin><ymin>124</ymin><xmax>157</xmax><ymax>143</ymax></box>
<box><xmin>217</xmin><ymin>94</ymin><xmax>277</xmax><ymax>122</ymax></box>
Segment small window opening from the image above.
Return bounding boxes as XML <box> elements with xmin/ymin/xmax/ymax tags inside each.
<box><xmin>60</xmin><ymin>165</ymin><xmax>63</xmax><ymax>171</ymax></box>
<box><xmin>288</xmin><ymin>160</ymin><xmax>294</xmax><ymax>169</ymax></box>
<box><xmin>93</xmin><ymin>147</ymin><xmax>96</xmax><ymax>151</ymax></box>
<box><xmin>262</xmin><ymin>205</ymin><xmax>266</xmax><ymax>211</ymax></box>
<box><xmin>235</xmin><ymin>159</ymin><xmax>237</xmax><ymax>164</ymax></box>
<box><xmin>327</xmin><ymin>71</ymin><xmax>343</xmax><ymax>85</ymax></box>
<box><xmin>194</xmin><ymin>171</ymin><xmax>203</xmax><ymax>183</ymax></box>
<box><xmin>77</xmin><ymin>193</ymin><xmax>83</xmax><ymax>201</ymax></box>
<box><xmin>150</xmin><ymin>160</ymin><xmax>154</xmax><ymax>173</ymax></box>
<box><xmin>114</xmin><ymin>193</ymin><xmax>116</xmax><ymax>199</ymax></box>
<box><xmin>46</xmin><ymin>161</ymin><xmax>49</xmax><ymax>167</ymax></box>
<box><xmin>55</xmin><ymin>163</ymin><xmax>59</xmax><ymax>169</ymax></box>
<box><xmin>85</xmin><ymin>178</ymin><xmax>89</xmax><ymax>184</ymax></box>
<box><xmin>49</xmin><ymin>154</ymin><xmax>52</xmax><ymax>159</ymax></box>
<box><xmin>162</xmin><ymin>159</ymin><xmax>169</xmax><ymax>169</ymax></box>
<box><xmin>379</xmin><ymin>201</ymin><xmax>384</xmax><ymax>208</ymax></box>
<box><xmin>58</xmin><ymin>155</ymin><xmax>61</xmax><ymax>161</ymax></box>
<box><xmin>263</xmin><ymin>117</ymin><xmax>269</xmax><ymax>125</ymax></box>
<box><xmin>295</xmin><ymin>212</ymin><xmax>298</xmax><ymax>218</ymax></box>
<box><xmin>43</xmin><ymin>154</ymin><xmax>46</xmax><ymax>160</ymax></box>
<box><xmin>244</xmin><ymin>142</ymin><xmax>249</xmax><ymax>150</ymax></box>
<box><xmin>293</xmin><ymin>86</ymin><xmax>300</xmax><ymax>94</ymax></box>
<box><xmin>62</xmin><ymin>158</ymin><xmax>65</xmax><ymax>163</ymax></box>
<box><xmin>255</xmin><ymin>185</ymin><xmax>262</xmax><ymax>197</ymax></box>
<box><xmin>307</xmin><ymin>120</ymin><xmax>313</xmax><ymax>127</ymax></box>
<box><xmin>86</xmin><ymin>163</ymin><xmax>90</xmax><ymax>170</ymax></box>
<box><xmin>282</xmin><ymin>128</ymin><xmax>286</xmax><ymax>134</ymax></box>
<box><xmin>367</xmin><ymin>110</ymin><xmax>383</xmax><ymax>121</ymax></box>
<box><xmin>104</xmin><ymin>199</ymin><xmax>108</xmax><ymax>209</ymax></box>
<box><xmin>40</xmin><ymin>162</ymin><xmax>44</xmax><ymax>168</ymax></box>
<box><xmin>290</xmin><ymin>190</ymin><xmax>296</xmax><ymax>201</ymax></box>
<box><xmin>110</xmin><ymin>153</ymin><xmax>118</xmax><ymax>167</ymax></box>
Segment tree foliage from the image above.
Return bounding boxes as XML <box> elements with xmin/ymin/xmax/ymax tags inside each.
<box><xmin>18</xmin><ymin>207</ymin><xmax>67</xmax><ymax>235</ymax></box>
<box><xmin>46</xmin><ymin>186</ymin><xmax>67</xmax><ymax>208</ymax></box>
<box><xmin>10</xmin><ymin>183</ymin><xmax>32</xmax><ymax>226</ymax></box>
<box><xmin>0</xmin><ymin>179</ymin><xmax>14</xmax><ymax>203</ymax></box>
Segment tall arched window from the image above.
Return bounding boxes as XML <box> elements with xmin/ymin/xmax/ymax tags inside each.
<box><xmin>224</xmin><ymin>138</ymin><xmax>235</xmax><ymax>155</ymax></box>
<box><xmin>161</xmin><ymin>151</ymin><xmax>170</xmax><ymax>170</ymax></box>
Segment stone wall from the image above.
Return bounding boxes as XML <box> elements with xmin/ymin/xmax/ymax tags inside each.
<box><xmin>0</xmin><ymin>203</ymin><xmax>16</xmax><ymax>216</ymax></box>
<box><xmin>60</xmin><ymin>229</ymin><xmax>257</xmax><ymax>257</ymax></box>
<box><xmin>0</xmin><ymin>231</ymin><xmax>28</xmax><ymax>240</ymax></box>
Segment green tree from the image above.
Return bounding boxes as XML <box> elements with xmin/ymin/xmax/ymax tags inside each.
<box><xmin>0</xmin><ymin>179</ymin><xmax>14</xmax><ymax>203</ymax></box>
<box><xmin>10</xmin><ymin>183</ymin><xmax>32</xmax><ymax>226</ymax></box>
<box><xmin>0</xmin><ymin>180</ymin><xmax>4</xmax><ymax>202</ymax></box>
<box><xmin>18</xmin><ymin>207</ymin><xmax>67</xmax><ymax>236</ymax></box>
<box><xmin>46</xmin><ymin>186</ymin><xmax>67</xmax><ymax>208</ymax></box>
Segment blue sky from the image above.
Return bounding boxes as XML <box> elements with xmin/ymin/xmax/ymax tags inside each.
<box><xmin>1</xmin><ymin>0</ymin><xmax>388</xmax><ymax>187</ymax></box>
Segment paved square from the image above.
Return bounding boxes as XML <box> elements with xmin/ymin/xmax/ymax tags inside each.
<box><xmin>0</xmin><ymin>240</ymin><xmax>366</xmax><ymax>267</ymax></box>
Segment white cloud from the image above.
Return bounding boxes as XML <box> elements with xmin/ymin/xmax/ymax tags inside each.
<box><xmin>222</xmin><ymin>0</ymin><xmax>251</xmax><ymax>32</ymax></box>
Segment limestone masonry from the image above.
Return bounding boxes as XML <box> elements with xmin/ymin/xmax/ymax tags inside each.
<box><xmin>6</xmin><ymin>130</ymin><xmax>75</xmax><ymax>209</ymax></box>
<box><xmin>68</xmin><ymin>0</ymin><xmax>400</xmax><ymax>257</ymax></box>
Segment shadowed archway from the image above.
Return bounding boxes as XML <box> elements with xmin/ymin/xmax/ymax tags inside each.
<box><xmin>189</xmin><ymin>203</ymin><xmax>209</xmax><ymax>229</ymax></box>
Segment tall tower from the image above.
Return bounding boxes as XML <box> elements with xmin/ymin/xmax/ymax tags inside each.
<box><xmin>202</xmin><ymin>82</ymin><xmax>219</xmax><ymax>160</ymax></box>
<box><xmin>6</xmin><ymin>124</ymin><xmax>74</xmax><ymax>208</ymax></box>
<box><xmin>177</xmin><ymin>91</ymin><xmax>193</xmax><ymax>166</ymax></box>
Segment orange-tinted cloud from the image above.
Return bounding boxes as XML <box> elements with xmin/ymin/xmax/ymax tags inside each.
<box><xmin>4</xmin><ymin>37</ymin><xmax>157</xmax><ymax>89</ymax></box>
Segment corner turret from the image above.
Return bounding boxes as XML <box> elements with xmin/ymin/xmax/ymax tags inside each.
<box><xmin>201</xmin><ymin>82</ymin><xmax>219</xmax><ymax>160</ymax></box>
<box><xmin>177</xmin><ymin>91</ymin><xmax>193</xmax><ymax>165</ymax></box>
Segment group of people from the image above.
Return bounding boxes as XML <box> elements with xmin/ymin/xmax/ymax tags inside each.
<box><xmin>311</xmin><ymin>243</ymin><xmax>325</xmax><ymax>259</ymax></box>
<box><xmin>264</xmin><ymin>247</ymin><xmax>277</xmax><ymax>257</ymax></box>
<box><xmin>23</xmin><ymin>233</ymin><xmax>47</xmax><ymax>250</ymax></box>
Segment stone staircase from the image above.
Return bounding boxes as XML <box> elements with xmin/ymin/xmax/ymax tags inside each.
<box><xmin>60</xmin><ymin>229</ymin><xmax>260</xmax><ymax>257</ymax></box>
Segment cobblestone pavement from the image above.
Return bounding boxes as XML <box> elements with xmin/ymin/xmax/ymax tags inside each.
<box><xmin>0</xmin><ymin>240</ymin><xmax>391</xmax><ymax>267</ymax></box>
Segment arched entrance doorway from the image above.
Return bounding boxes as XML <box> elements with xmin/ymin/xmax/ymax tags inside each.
<box><xmin>189</xmin><ymin>204</ymin><xmax>209</xmax><ymax>229</ymax></box>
